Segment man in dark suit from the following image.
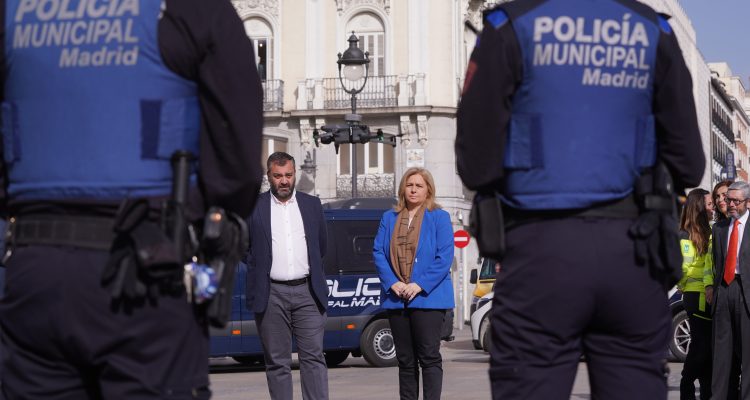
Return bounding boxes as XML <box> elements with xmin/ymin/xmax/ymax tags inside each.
<box><xmin>245</xmin><ymin>152</ymin><xmax>328</xmax><ymax>400</ymax></box>
<box><xmin>712</xmin><ymin>180</ymin><xmax>750</xmax><ymax>398</ymax></box>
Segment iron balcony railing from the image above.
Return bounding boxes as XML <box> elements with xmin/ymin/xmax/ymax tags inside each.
<box><xmin>296</xmin><ymin>74</ymin><xmax>424</xmax><ymax>110</ymax></box>
<box><xmin>262</xmin><ymin>79</ymin><xmax>284</xmax><ymax>111</ymax></box>
<box><xmin>712</xmin><ymin>110</ymin><xmax>735</xmax><ymax>144</ymax></box>
<box><xmin>323</xmin><ymin>75</ymin><xmax>398</xmax><ymax>110</ymax></box>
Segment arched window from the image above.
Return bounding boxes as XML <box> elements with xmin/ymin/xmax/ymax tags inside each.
<box><xmin>346</xmin><ymin>13</ymin><xmax>385</xmax><ymax>76</ymax></box>
<box><xmin>243</xmin><ymin>18</ymin><xmax>273</xmax><ymax>80</ymax></box>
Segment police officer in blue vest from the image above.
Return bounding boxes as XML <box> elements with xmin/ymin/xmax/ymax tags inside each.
<box><xmin>0</xmin><ymin>0</ymin><xmax>264</xmax><ymax>397</ymax></box>
<box><xmin>456</xmin><ymin>0</ymin><xmax>704</xmax><ymax>398</ymax></box>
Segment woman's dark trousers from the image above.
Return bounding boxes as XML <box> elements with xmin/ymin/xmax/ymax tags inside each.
<box><xmin>388</xmin><ymin>308</ymin><xmax>446</xmax><ymax>400</ymax></box>
<box><xmin>680</xmin><ymin>291</ymin><xmax>712</xmax><ymax>400</ymax></box>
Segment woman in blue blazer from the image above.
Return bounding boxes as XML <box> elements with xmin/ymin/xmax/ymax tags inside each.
<box><xmin>373</xmin><ymin>168</ymin><xmax>455</xmax><ymax>400</ymax></box>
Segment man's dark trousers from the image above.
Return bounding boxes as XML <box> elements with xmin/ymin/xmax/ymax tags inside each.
<box><xmin>490</xmin><ymin>218</ymin><xmax>670</xmax><ymax>400</ymax></box>
<box><xmin>255</xmin><ymin>281</ymin><xmax>327</xmax><ymax>400</ymax></box>
<box><xmin>712</xmin><ymin>277</ymin><xmax>750</xmax><ymax>399</ymax></box>
<box><xmin>0</xmin><ymin>246</ymin><xmax>210</xmax><ymax>399</ymax></box>
<box><xmin>387</xmin><ymin>308</ymin><xmax>445</xmax><ymax>400</ymax></box>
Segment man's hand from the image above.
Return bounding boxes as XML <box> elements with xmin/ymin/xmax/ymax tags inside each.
<box><xmin>402</xmin><ymin>283</ymin><xmax>423</xmax><ymax>301</ymax></box>
<box><xmin>706</xmin><ymin>285</ymin><xmax>714</xmax><ymax>305</ymax></box>
<box><xmin>391</xmin><ymin>282</ymin><xmax>407</xmax><ymax>298</ymax></box>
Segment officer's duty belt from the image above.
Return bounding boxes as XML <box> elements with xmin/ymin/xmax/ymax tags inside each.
<box><xmin>505</xmin><ymin>194</ymin><xmax>640</xmax><ymax>229</ymax></box>
<box><xmin>9</xmin><ymin>215</ymin><xmax>115</xmax><ymax>251</ymax></box>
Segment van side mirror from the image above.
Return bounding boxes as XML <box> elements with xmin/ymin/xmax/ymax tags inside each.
<box><xmin>470</xmin><ymin>269</ymin><xmax>478</xmax><ymax>285</ymax></box>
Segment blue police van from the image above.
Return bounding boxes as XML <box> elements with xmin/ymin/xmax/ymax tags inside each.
<box><xmin>209</xmin><ymin>198</ymin><xmax>399</xmax><ymax>367</ymax></box>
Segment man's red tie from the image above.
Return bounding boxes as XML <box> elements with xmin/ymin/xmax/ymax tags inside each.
<box><xmin>725</xmin><ymin>219</ymin><xmax>740</xmax><ymax>285</ymax></box>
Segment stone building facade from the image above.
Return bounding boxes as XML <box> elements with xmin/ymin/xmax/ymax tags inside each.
<box><xmin>230</xmin><ymin>0</ymin><xmax>747</xmax><ymax>323</ymax></box>
<box><xmin>232</xmin><ymin>0</ymin><xmax>483</xmax><ymax>324</ymax></box>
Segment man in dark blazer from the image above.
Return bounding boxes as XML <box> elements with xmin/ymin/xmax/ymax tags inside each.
<box><xmin>712</xmin><ymin>180</ymin><xmax>750</xmax><ymax>399</ymax></box>
<box><xmin>244</xmin><ymin>152</ymin><xmax>328</xmax><ymax>400</ymax></box>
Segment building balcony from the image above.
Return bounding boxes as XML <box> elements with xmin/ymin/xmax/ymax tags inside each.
<box><xmin>322</xmin><ymin>76</ymin><xmax>398</xmax><ymax>109</ymax></box>
<box><xmin>296</xmin><ymin>74</ymin><xmax>426</xmax><ymax>111</ymax></box>
<box><xmin>262</xmin><ymin>79</ymin><xmax>284</xmax><ymax>111</ymax></box>
<box><xmin>712</xmin><ymin>110</ymin><xmax>735</xmax><ymax>144</ymax></box>
<box><xmin>336</xmin><ymin>173</ymin><xmax>395</xmax><ymax>198</ymax></box>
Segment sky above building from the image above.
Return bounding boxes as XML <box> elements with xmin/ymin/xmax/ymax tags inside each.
<box><xmin>680</xmin><ymin>0</ymin><xmax>750</xmax><ymax>87</ymax></box>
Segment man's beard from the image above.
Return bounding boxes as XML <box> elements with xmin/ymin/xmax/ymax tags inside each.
<box><xmin>271</xmin><ymin>182</ymin><xmax>295</xmax><ymax>201</ymax></box>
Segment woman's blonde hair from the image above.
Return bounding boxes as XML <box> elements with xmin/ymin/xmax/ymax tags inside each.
<box><xmin>395</xmin><ymin>168</ymin><xmax>441</xmax><ymax>212</ymax></box>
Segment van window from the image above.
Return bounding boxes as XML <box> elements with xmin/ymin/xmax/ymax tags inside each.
<box><xmin>479</xmin><ymin>258</ymin><xmax>497</xmax><ymax>280</ymax></box>
<box><xmin>322</xmin><ymin>221</ymin><xmax>338</xmax><ymax>275</ymax></box>
<box><xmin>325</xmin><ymin>220</ymin><xmax>380</xmax><ymax>275</ymax></box>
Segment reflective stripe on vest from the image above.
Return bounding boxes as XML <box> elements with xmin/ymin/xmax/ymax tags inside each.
<box><xmin>3</xmin><ymin>0</ymin><xmax>199</xmax><ymax>201</ymax></box>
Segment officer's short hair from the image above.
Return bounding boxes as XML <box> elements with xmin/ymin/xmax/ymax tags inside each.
<box><xmin>728</xmin><ymin>181</ymin><xmax>750</xmax><ymax>200</ymax></box>
<box><xmin>267</xmin><ymin>152</ymin><xmax>295</xmax><ymax>172</ymax></box>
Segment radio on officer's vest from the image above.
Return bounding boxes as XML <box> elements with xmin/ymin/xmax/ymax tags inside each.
<box><xmin>469</xmin><ymin>192</ymin><xmax>506</xmax><ymax>261</ymax></box>
<box><xmin>629</xmin><ymin>160</ymin><xmax>683</xmax><ymax>290</ymax></box>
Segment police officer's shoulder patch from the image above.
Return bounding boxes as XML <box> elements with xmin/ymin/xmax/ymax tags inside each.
<box><xmin>484</xmin><ymin>9</ymin><xmax>509</xmax><ymax>30</ymax></box>
<box><xmin>657</xmin><ymin>13</ymin><xmax>673</xmax><ymax>35</ymax></box>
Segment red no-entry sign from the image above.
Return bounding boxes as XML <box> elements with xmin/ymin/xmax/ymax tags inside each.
<box><xmin>454</xmin><ymin>230</ymin><xmax>470</xmax><ymax>248</ymax></box>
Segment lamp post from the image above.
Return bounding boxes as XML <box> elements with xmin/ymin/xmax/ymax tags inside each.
<box><xmin>300</xmin><ymin>150</ymin><xmax>317</xmax><ymax>182</ymax></box>
<box><xmin>299</xmin><ymin>150</ymin><xmax>317</xmax><ymax>195</ymax></box>
<box><xmin>313</xmin><ymin>32</ymin><xmax>398</xmax><ymax>198</ymax></box>
<box><xmin>337</xmin><ymin>32</ymin><xmax>370</xmax><ymax>198</ymax></box>
<box><xmin>338</xmin><ymin>32</ymin><xmax>370</xmax><ymax>117</ymax></box>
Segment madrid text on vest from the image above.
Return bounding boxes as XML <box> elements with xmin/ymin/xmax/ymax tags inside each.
<box><xmin>12</xmin><ymin>0</ymin><xmax>140</xmax><ymax>68</ymax></box>
<box><xmin>532</xmin><ymin>14</ymin><xmax>652</xmax><ymax>89</ymax></box>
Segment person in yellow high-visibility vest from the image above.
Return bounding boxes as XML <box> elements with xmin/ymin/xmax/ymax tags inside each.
<box><xmin>678</xmin><ymin>188</ymin><xmax>714</xmax><ymax>400</ymax></box>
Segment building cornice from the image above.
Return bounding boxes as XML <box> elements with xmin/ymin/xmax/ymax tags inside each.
<box><xmin>712</xmin><ymin>77</ymin><xmax>735</xmax><ymax>111</ymax></box>
<box><xmin>264</xmin><ymin>106</ymin><xmax>458</xmax><ymax>120</ymax></box>
<box><xmin>335</xmin><ymin>0</ymin><xmax>391</xmax><ymax>15</ymax></box>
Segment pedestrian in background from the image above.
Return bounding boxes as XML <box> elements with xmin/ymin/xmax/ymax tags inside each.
<box><xmin>709</xmin><ymin>179</ymin><xmax>741</xmax><ymax>396</ymax></box>
<box><xmin>710</xmin><ymin>181</ymin><xmax>750</xmax><ymax>398</ymax></box>
<box><xmin>244</xmin><ymin>152</ymin><xmax>329</xmax><ymax>400</ymax></box>
<box><xmin>373</xmin><ymin>168</ymin><xmax>455</xmax><ymax>400</ymax></box>
<box><xmin>713</xmin><ymin>180</ymin><xmax>732</xmax><ymax>222</ymax></box>
<box><xmin>455</xmin><ymin>0</ymin><xmax>704</xmax><ymax>398</ymax></box>
<box><xmin>0</xmin><ymin>0</ymin><xmax>264</xmax><ymax>397</ymax></box>
<box><xmin>678</xmin><ymin>189</ymin><xmax>714</xmax><ymax>400</ymax></box>
<box><xmin>704</xmin><ymin>192</ymin><xmax>716</xmax><ymax>224</ymax></box>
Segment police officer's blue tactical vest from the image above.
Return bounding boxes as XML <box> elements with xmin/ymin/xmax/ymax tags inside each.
<box><xmin>2</xmin><ymin>0</ymin><xmax>199</xmax><ymax>201</ymax></box>
<box><xmin>491</xmin><ymin>0</ymin><xmax>662</xmax><ymax>210</ymax></box>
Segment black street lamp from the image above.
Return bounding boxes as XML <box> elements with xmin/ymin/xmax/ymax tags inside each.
<box><xmin>337</xmin><ymin>32</ymin><xmax>370</xmax><ymax>116</ymax></box>
<box><xmin>313</xmin><ymin>32</ymin><xmax>398</xmax><ymax>198</ymax></box>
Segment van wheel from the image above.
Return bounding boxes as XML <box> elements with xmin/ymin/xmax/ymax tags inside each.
<box><xmin>479</xmin><ymin>316</ymin><xmax>491</xmax><ymax>353</ymax></box>
<box><xmin>360</xmin><ymin>319</ymin><xmax>398</xmax><ymax>367</ymax></box>
<box><xmin>324</xmin><ymin>350</ymin><xmax>349</xmax><ymax>367</ymax></box>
